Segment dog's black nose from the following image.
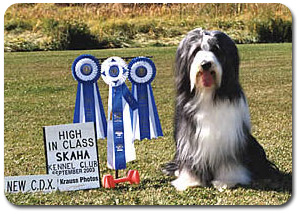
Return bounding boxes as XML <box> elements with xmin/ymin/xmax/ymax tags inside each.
<box><xmin>201</xmin><ymin>61</ymin><xmax>212</xmax><ymax>70</ymax></box>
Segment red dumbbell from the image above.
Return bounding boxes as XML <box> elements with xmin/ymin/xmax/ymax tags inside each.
<box><xmin>102</xmin><ymin>170</ymin><xmax>140</xmax><ymax>188</ymax></box>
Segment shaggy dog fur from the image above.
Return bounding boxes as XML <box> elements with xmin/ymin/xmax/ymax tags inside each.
<box><xmin>162</xmin><ymin>28</ymin><xmax>280</xmax><ymax>191</ymax></box>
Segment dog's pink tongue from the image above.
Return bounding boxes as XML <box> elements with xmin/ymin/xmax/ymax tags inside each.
<box><xmin>202</xmin><ymin>72</ymin><xmax>213</xmax><ymax>87</ymax></box>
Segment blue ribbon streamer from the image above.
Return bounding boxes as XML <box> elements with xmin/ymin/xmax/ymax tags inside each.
<box><xmin>73</xmin><ymin>83</ymin><xmax>81</xmax><ymax>123</ymax></box>
<box><xmin>131</xmin><ymin>83</ymin><xmax>163</xmax><ymax>140</ymax></box>
<box><xmin>73</xmin><ymin>82</ymin><xmax>107</xmax><ymax>138</ymax></box>
<box><xmin>136</xmin><ymin>83</ymin><xmax>151</xmax><ymax>139</ymax></box>
<box><xmin>148</xmin><ymin>85</ymin><xmax>163</xmax><ymax>137</ymax></box>
<box><xmin>95</xmin><ymin>83</ymin><xmax>107</xmax><ymax>136</ymax></box>
<box><xmin>112</xmin><ymin>85</ymin><xmax>126</xmax><ymax>170</ymax></box>
<box><xmin>112</xmin><ymin>83</ymin><xmax>138</xmax><ymax>170</ymax></box>
<box><xmin>83</xmin><ymin>82</ymin><xmax>96</xmax><ymax>123</ymax></box>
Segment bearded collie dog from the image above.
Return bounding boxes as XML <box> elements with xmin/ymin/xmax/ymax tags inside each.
<box><xmin>162</xmin><ymin>28</ymin><xmax>281</xmax><ymax>191</ymax></box>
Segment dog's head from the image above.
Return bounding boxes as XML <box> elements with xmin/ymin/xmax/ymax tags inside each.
<box><xmin>175</xmin><ymin>29</ymin><xmax>241</xmax><ymax>101</ymax></box>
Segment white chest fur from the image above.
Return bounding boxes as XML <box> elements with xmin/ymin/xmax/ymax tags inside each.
<box><xmin>192</xmin><ymin>91</ymin><xmax>251</xmax><ymax>167</ymax></box>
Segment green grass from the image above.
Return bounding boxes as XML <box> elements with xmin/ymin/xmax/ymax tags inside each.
<box><xmin>4</xmin><ymin>43</ymin><xmax>292</xmax><ymax>205</ymax></box>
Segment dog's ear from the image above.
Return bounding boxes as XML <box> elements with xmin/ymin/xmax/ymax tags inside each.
<box><xmin>211</xmin><ymin>31</ymin><xmax>243</xmax><ymax>102</ymax></box>
<box><xmin>213</xmin><ymin>31</ymin><xmax>240</xmax><ymax>81</ymax></box>
<box><xmin>175</xmin><ymin>28</ymin><xmax>204</xmax><ymax>100</ymax></box>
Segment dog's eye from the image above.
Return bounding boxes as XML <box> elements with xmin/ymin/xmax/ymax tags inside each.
<box><xmin>210</xmin><ymin>71</ymin><xmax>216</xmax><ymax>76</ymax></box>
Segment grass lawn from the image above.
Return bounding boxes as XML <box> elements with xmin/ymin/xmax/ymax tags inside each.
<box><xmin>4</xmin><ymin>43</ymin><xmax>292</xmax><ymax>205</ymax></box>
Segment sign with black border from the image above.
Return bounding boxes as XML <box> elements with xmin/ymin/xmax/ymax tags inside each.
<box><xmin>43</xmin><ymin>122</ymin><xmax>101</xmax><ymax>191</ymax></box>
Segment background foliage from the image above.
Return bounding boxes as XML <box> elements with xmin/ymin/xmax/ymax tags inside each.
<box><xmin>4</xmin><ymin>3</ymin><xmax>292</xmax><ymax>51</ymax></box>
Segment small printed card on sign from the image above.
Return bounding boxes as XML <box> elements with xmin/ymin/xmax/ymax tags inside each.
<box><xmin>5</xmin><ymin>175</ymin><xmax>58</xmax><ymax>193</ymax></box>
<box><xmin>43</xmin><ymin>122</ymin><xmax>101</xmax><ymax>191</ymax></box>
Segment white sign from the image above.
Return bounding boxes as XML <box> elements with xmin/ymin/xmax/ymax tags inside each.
<box><xmin>43</xmin><ymin>122</ymin><xmax>101</xmax><ymax>191</ymax></box>
<box><xmin>4</xmin><ymin>175</ymin><xmax>58</xmax><ymax>193</ymax></box>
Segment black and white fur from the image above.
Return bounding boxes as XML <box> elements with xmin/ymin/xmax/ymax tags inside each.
<box><xmin>163</xmin><ymin>28</ymin><xmax>280</xmax><ymax>191</ymax></box>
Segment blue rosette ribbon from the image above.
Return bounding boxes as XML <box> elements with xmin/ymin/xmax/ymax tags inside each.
<box><xmin>101</xmin><ymin>56</ymin><xmax>138</xmax><ymax>170</ymax></box>
<box><xmin>128</xmin><ymin>57</ymin><xmax>163</xmax><ymax>140</ymax></box>
<box><xmin>72</xmin><ymin>54</ymin><xmax>107</xmax><ymax>139</ymax></box>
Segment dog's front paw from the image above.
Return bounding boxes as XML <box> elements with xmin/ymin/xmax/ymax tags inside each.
<box><xmin>171</xmin><ymin>178</ymin><xmax>188</xmax><ymax>191</ymax></box>
<box><xmin>212</xmin><ymin>180</ymin><xmax>232</xmax><ymax>192</ymax></box>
